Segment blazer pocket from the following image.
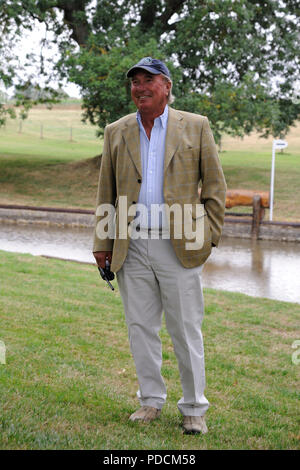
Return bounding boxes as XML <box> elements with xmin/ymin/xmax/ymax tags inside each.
<box><xmin>176</xmin><ymin>147</ymin><xmax>200</xmax><ymax>165</ymax></box>
<box><xmin>178</xmin><ymin>146</ymin><xmax>200</xmax><ymax>155</ymax></box>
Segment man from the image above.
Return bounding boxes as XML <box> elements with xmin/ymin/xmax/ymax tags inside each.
<box><xmin>93</xmin><ymin>57</ymin><xmax>226</xmax><ymax>434</ymax></box>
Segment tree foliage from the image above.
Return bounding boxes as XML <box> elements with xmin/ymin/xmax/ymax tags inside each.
<box><xmin>0</xmin><ymin>0</ymin><xmax>299</xmax><ymax>141</ymax></box>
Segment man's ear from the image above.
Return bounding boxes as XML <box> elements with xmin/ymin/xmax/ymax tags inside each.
<box><xmin>166</xmin><ymin>80</ymin><xmax>171</xmax><ymax>95</ymax></box>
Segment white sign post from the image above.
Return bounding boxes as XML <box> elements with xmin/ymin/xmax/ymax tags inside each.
<box><xmin>269</xmin><ymin>139</ymin><xmax>288</xmax><ymax>221</ymax></box>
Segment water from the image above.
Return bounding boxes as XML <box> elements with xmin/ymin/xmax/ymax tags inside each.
<box><xmin>0</xmin><ymin>222</ymin><xmax>299</xmax><ymax>304</ymax></box>
<box><xmin>204</xmin><ymin>237</ymin><xmax>300</xmax><ymax>304</ymax></box>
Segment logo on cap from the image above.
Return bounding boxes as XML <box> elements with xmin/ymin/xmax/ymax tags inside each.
<box><xmin>140</xmin><ymin>57</ymin><xmax>153</xmax><ymax>65</ymax></box>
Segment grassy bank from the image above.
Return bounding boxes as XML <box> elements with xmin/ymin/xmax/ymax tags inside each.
<box><xmin>0</xmin><ymin>106</ymin><xmax>101</xmax><ymax>209</ymax></box>
<box><xmin>0</xmin><ymin>105</ymin><xmax>299</xmax><ymax>219</ymax></box>
<box><xmin>0</xmin><ymin>250</ymin><xmax>299</xmax><ymax>450</ymax></box>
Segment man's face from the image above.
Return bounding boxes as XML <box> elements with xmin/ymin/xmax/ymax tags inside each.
<box><xmin>131</xmin><ymin>70</ymin><xmax>171</xmax><ymax>114</ymax></box>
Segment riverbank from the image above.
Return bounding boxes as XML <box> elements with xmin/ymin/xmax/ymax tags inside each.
<box><xmin>1</xmin><ymin>204</ymin><xmax>300</xmax><ymax>243</ymax></box>
<box><xmin>0</xmin><ymin>250</ymin><xmax>299</xmax><ymax>450</ymax></box>
<box><xmin>1</xmin><ymin>151</ymin><xmax>300</xmax><ymax>222</ymax></box>
<box><xmin>1</xmin><ymin>221</ymin><xmax>300</xmax><ymax>303</ymax></box>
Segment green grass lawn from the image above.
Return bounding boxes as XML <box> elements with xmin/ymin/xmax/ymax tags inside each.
<box><xmin>0</xmin><ymin>250</ymin><xmax>299</xmax><ymax>450</ymax></box>
<box><xmin>0</xmin><ymin>105</ymin><xmax>299</xmax><ymax>220</ymax></box>
<box><xmin>1</xmin><ymin>104</ymin><xmax>101</xmax><ymax>160</ymax></box>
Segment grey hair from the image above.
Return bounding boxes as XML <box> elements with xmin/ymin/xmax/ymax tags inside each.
<box><xmin>161</xmin><ymin>73</ymin><xmax>175</xmax><ymax>104</ymax></box>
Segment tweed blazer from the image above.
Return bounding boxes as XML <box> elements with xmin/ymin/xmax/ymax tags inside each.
<box><xmin>93</xmin><ymin>106</ymin><xmax>226</xmax><ymax>273</ymax></box>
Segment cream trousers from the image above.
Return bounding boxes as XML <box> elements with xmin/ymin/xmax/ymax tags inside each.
<box><xmin>117</xmin><ymin>234</ymin><xmax>209</xmax><ymax>416</ymax></box>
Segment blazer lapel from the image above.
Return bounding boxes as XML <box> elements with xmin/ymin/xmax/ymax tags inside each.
<box><xmin>121</xmin><ymin>115</ymin><xmax>142</xmax><ymax>178</ymax></box>
<box><xmin>164</xmin><ymin>107</ymin><xmax>185</xmax><ymax>173</ymax></box>
<box><xmin>121</xmin><ymin>108</ymin><xmax>184</xmax><ymax>177</ymax></box>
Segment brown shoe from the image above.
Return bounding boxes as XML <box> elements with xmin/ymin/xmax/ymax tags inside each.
<box><xmin>182</xmin><ymin>416</ymin><xmax>208</xmax><ymax>434</ymax></box>
<box><xmin>129</xmin><ymin>406</ymin><xmax>161</xmax><ymax>423</ymax></box>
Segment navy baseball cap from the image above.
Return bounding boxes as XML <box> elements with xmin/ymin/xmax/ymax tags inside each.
<box><xmin>127</xmin><ymin>57</ymin><xmax>170</xmax><ymax>78</ymax></box>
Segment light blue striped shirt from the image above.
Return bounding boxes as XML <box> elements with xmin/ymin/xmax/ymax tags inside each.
<box><xmin>136</xmin><ymin>105</ymin><xmax>169</xmax><ymax>229</ymax></box>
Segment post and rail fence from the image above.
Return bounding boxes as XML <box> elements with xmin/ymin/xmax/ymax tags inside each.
<box><xmin>225</xmin><ymin>189</ymin><xmax>270</xmax><ymax>239</ymax></box>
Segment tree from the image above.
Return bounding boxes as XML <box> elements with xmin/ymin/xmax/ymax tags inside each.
<box><xmin>0</xmin><ymin>0</ymin><xmax>299</xmax><ymax>142</ymax></box>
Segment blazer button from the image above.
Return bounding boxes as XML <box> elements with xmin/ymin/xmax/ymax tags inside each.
<box><xmin>132</xmin><ymin>201</ymin><xmax>136</xmax><ymax>204</ymax></box>
<box><xmin>137</xmin><ymin>179</ymin><xmax>142</xmax><ymax>183</ymax></box>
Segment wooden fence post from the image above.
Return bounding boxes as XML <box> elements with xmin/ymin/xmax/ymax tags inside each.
<box><xmin>252</xmin><ymin>194</ymin><xmax>262</xmax><ymax>240</ymax></box>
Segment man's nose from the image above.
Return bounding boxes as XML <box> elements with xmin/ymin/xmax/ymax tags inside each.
<box><xmin>136</xmin><ymin>81</ymin><xmax>146</xmax><ymax>91</ymax></box>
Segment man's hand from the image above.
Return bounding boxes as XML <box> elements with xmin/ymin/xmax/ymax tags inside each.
<box><xmin>93</xmin><ymin>251</ymin><xmax>112</xmax><ymax>268</ymax></box>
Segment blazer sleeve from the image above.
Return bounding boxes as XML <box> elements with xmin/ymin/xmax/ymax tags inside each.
<box><xmin>200</xmin><ymin>117</ymin><xmax>227</xmax><ymax>247</ymax></box>
<box><xmin>93</xmin><ymin>125</ymin><xmax>116</xmax><ymax>253</ymax></box>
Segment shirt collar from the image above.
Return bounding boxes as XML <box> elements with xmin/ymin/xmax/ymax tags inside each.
<box><xmin>136</xmin><ymin>105</ymin><xmax>169</xmax><ymax>129</ymax></box>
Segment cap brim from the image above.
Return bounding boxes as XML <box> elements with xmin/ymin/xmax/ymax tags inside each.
<box><xmin>126</xmin><ymin>65</ymin><xmax>161</xmax><ymax>78</ymax></box>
